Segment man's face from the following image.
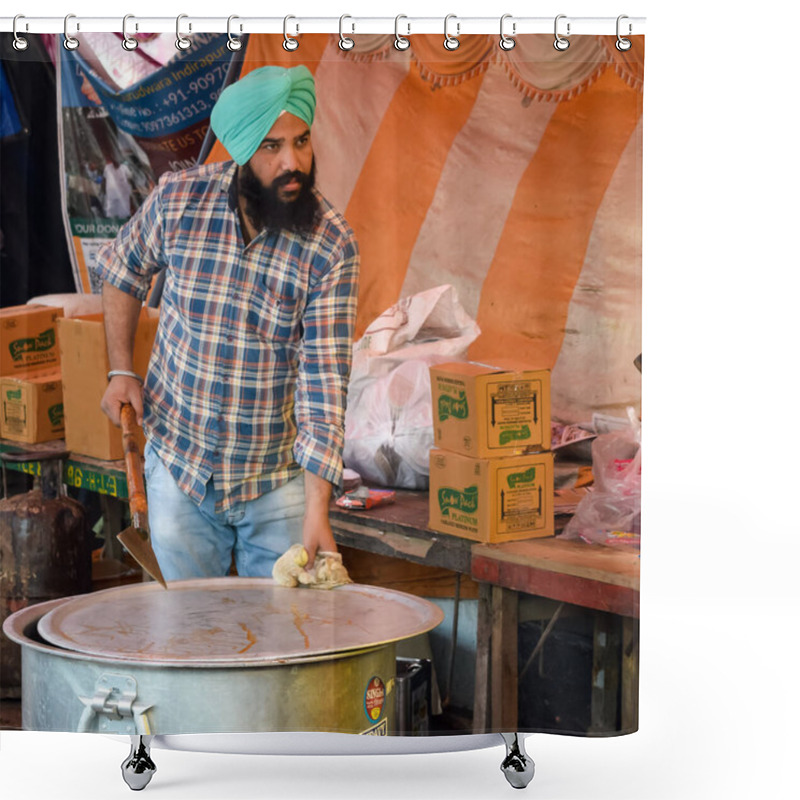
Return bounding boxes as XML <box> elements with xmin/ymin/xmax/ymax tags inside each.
<box><xmin>238</xmin><ymin>112</ymin><xmax>319</xmax><ymax>234</ymax></box>
<box><xmin>247</xmin><ymin>112</ymin><xmax>314</xmax><ymax>202</ymax></box>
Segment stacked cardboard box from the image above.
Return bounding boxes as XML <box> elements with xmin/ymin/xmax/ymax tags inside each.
<box><xmin>57</xmin><ymin>309</ymin><xmax>159</xmax><ymax>460</ymax></box>
<box><xmin>0</xmin><ymin>305</ymin><xmax>65</xmax><ymax>444</ymax></box>
<box><xmin>428</xmin><ymin>361</ymin><xmax>555</xmax><ymax>544</ymax></box>
<box><xmin>0</xmin><ymin>370</ymin><xmax>64</xmax><ymax>445</ymax></box>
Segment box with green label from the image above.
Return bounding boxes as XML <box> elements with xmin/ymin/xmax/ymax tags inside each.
<box><xmin>430</xmin><ymin>361</ymin><xmax>551</xmax><ymax>458</ymax></box>
<box><xmin>428</xmin><ymin>448</ymin><xmax>554</xmax><ymax>543</ymax></box>
<box><xmin>57</xmin><ymin>309</ymin><xmax>159</xmax><ymax>460</ymax></box>
<box><xmin>0</xmin><ymin>304</ymin><xmax>64</xmax><ymax>376</ymax></box>
<box><xmin>0</xmin><ymin>369</ymin><xmax>64</xmax><ymax>444</ymax></box>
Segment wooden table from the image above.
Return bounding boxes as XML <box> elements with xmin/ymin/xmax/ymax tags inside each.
<box><xmin>329</xmin><ymin>490</ymin><xmax>640</xmax><ymax>734</ymax></box>
<box><xmin>471</xmin><ymin>538</ymin><xmax>639</xmax><ymax>734</ymax></box>
<box><xmin>2</xmin><ymin>447</ymin><xmax>640</xmax><ymax>734</ymax></box>
<box><xmin>0</xmin><ymin>438</ymin><xmax>130</xmax><ymax>560</ymax></box>
<box><xmin>330</xmin><ymin>490</ymin><xmax>473</xmax><ymax>573</ymax></box>
<box><xmin>0</xmin><ymin>439</ymin><xmax>128</xmax><ymax>499</ymax></box>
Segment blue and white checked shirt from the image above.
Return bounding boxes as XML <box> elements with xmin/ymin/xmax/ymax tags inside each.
<box><xmin>95</xmin><ymin>161</ymin><xmax>359</xmax><ymax>511</ymax></box>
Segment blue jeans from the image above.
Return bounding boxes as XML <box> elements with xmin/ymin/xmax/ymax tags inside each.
<box><xmin>144</xmin><ymin>441</ymin><xmax>305</xmax><ymax>582</ymax></box>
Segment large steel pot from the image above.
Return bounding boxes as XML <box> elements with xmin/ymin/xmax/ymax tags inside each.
<box><xmin>3</xmin><ymin>578</ymin><xmax>444</xmax><ymax>737</ymax></box>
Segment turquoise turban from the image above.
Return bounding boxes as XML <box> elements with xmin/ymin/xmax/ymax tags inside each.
<box><xmin>210</xmin><ymin>65</ymin><xmax>316</xmax><ymax>166</ymax></box>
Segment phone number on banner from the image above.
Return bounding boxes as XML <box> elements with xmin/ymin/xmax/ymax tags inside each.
<box><xmin>140</xmin><ymin>99</ymin><xmax>218</xmax><ymax>134</ymax></box>
<box><xmin>88</xmin><ymin>37</ymin><xmax>233</xmax><ymax>140</ymax></box>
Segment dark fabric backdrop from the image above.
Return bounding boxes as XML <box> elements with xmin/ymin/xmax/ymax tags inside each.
<box><xmin>1</xmin><ymin>35</ymin><xmax>74</xmax><ymax>307</ymax></box>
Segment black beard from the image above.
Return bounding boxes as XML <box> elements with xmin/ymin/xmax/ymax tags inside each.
<box><xmin>238</xmin><ymin>159</ymin><xmax>319</xmax><ymax>235</ymax></box>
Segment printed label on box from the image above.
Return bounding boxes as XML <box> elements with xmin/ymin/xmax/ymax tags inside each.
<box><xmin>496</xmin><ymin>463</ymin><xmax>546</xmax><ymax>534</ymax></box>
<box><xmin>485</xmin><ymin>378</ymin><xmax>542</xmax><ymax>450</ymax></box>
<box><xmin>436</xmin><ymin>485</ymin><xmax>480</xmax><ymax>534</ymax></box>
<box><xmin>7</xmin><ymin>328</ymin><xmax>57</xmax><ymax>365</ymax></box>
<box><xmin>437</xmin><ymin>485</ymin><xmax>479</xmax><ymax>524</ymax></box>
<box><xmin>3</xmin><ymin>401</ymin><xmax>26</xmax><ymax>432</ymax></box>
<box><xmin>48</xmin><ymin>403</ymin><xmax>64</xmax><ymax>427</ymax></box>
<box><xmin>437</xmin><ymin>389</ymin><xmax>469</xmax><ymax>422</ymax></box>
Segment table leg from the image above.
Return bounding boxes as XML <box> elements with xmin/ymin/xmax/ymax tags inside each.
<box><xmin>472</xmin><ymin>583</ymin><xmax>492</xmax><ymax>733</ymax></box>
<box><xmin>100</xmin><ymin>495</ymin><xmax>125</xmax><ymax>562</ymax></box>
<box><xmin>621</xmin><ymin>615</ymin><xmax>639</xmax><ymax>732</ymax></box>
<box><xmin>589</xmin><ymin>611</ymin><xmax>621</xmax><ymax>732</ymax></box>
<box><xmin>490</xmin><ymin>586</ymin><xmax>518</xmax><ymax>732</ymax></box>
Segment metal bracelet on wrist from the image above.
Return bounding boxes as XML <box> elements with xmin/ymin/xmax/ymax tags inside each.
<box><xmin>107</xmin><ymin>369</ymin><xmax>145</xmax><ymax>384</ymax></box>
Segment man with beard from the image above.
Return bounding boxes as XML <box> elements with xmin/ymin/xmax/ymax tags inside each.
<box><xmin>96</xmin><ymin>66</ymin><xmax>359</xmax><ymax>582</ymax></box>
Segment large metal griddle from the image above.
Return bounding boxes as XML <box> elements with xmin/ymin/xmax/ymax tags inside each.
<box><xmin>35</xmin><ymin>578</ymin><xmax>444</xmax><ymax>665</ymax></box>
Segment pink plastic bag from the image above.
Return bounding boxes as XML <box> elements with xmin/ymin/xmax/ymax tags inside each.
<box><xmin>561</xmin><ymin>414</ymin><xmax>641</xmax><ymax>546</ymax></box>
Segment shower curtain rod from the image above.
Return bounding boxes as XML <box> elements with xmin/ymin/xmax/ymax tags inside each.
<box><xmin>0</xmin><ymin>15</ymin><xmax>646</xmax><ymax>36</ymax></box>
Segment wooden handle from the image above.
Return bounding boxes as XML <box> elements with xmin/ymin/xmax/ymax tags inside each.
<box><xmin>120</xmin><ymin>403</ymin><xmax>147</xmax><ymax>518</ymax></box>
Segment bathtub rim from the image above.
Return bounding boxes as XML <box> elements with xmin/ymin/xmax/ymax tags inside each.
<box><xmin>108</xmin><ymin>731</ymin><xmax>521</xmax><ymax>756</ymax></box>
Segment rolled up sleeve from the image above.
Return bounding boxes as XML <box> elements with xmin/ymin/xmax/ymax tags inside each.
<box><xmin>94</xmin><ymin>173</ymin><xmax>170</xmax><ymax>300</ymax></box>
<box><xmin>293</xmin><ymin>236</ymin><xmax>360</xmax><ymax>488</ymax></box>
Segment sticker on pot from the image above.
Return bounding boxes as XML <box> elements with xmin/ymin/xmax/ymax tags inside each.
<box><xmin>360</xmin><ymin>718</ymin><xmax>388</xmax><ymax>735</ymax></box>
<box><xmin>364</xmin><ymin>676</ymin><xmax>386</xmax><ymax>722</ymax></box>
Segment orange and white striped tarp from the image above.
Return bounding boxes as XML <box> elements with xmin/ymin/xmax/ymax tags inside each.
<box><xmin>206</xmin><ymin>34</ymin><xmax>644</xmax><ymax>423</ymax></box>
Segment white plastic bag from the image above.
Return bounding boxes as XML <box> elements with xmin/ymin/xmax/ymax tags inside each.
<box><xmin>344</xmin><ymin>285</ymin><xmax>480</xmax><ymax>489</ymax></box>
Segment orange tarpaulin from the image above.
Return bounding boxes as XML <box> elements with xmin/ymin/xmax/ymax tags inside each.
<box><xmin>208</xmin><ymin>34</ymin><xmax>643</xmax><ymax>421</ymax></box>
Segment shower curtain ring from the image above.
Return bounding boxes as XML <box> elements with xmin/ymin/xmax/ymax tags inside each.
<box><xmin>122</xmin><ymin>14</ymin><xmax>138</xmax><ymax>50</ymax></box>
<box><xmin>616</xmin><ymin>15</ymin><xmax>632</xmax><ymax>51</ymax></box>
<box><xmin>226</xmin><ymin>16</ymin><xmax>242</xmax><ymax>51</ymax></box>
<box><xmin>554</xmin><ymin>14</ymin><xmax>570</xmax><ymax>51</ymax></box>
<box><xmin>443</xmin><ymin>14</ymin><xmax>460</xmax><ymax>51</ymax></box>
<box><xmin>339</xmin><ymin>14</ymin><xmax>355</xmax><ymax>51</ymax></box>
<box><xmin>176</xmin><ymin>14</ymin><xmax>191</xmax><ymax>50</ymax></box>
<box><xmin>394</xmin><ymin>15</ymin><xmax>410</xmax><ymax>51</ymax></box>
<box><xmin>499</xmin><ymin>14</ymin><xmax>516</xmax><ymax>50</ymax></box>
<box><xmin>283</xmin><ymin>15</ymin><xmax>299</xmax><ymax>51</ymax></box>
<box><xmin>12</xmin><ymin>15</ymin><xmax>29</xmax><ymax>51</ymax></box>
<box><xmin>63</xmin><ymin>13</ymin><xmax>80</xmax><ymax>50</ymax></box>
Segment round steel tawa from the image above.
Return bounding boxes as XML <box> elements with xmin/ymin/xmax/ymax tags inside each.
<box><xmin>37</xmin><ymin>578</ymin><xmax>444</xmax><ymax>665</ymax></box>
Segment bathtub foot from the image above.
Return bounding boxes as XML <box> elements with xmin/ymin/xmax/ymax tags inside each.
<box><xmin>122</xmin><ymin>735</ymin><xmax>156</xmax><ymax>791</ymax></box>
<box><xmin>500</xmin><ymin>733</ymin><xmax>535</xmax><ymax>789</ymax></box>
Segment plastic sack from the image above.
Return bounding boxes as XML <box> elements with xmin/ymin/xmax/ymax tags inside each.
<box><xmin>344</xmin><ymin>285</ymin><xmax>480</xmax><ymax>489</ymax></box>
<box><xmin>561</xmin><ymin>410</ymin><xmax>641</xmax><ymax>545</ymax></box>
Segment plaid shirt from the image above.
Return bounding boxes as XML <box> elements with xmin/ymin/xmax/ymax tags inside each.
<box><xmin>95</xmin><ymin>161</ymin><xmax>359</xmax><ymax>511</ymax></box>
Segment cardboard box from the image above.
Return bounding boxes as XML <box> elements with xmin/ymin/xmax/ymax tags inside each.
<box><xmin>57</xmin><ymin>309</ymin><xmax>159</xmax><ymax>460</ymax></box>
<box><xmin>0</xmin><ymin>304</ymin><xmax>64</xmax><ymax>376</ymax></box>
<box><xmin>430</xmin><ymin>362</ymin><xmax>551</xmax><ymax>458</ymax></box>
<box><xmin>428</xmin><ymin>448</ymin><xmax>554</xmax><ymax>543</ymax></box>
<box><xmin>0</xmin><ymin>369</ymin><xmax>65</xmax><ymax>444</ymax></box>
